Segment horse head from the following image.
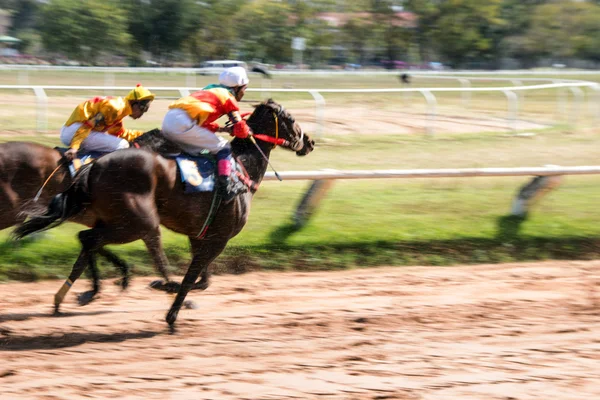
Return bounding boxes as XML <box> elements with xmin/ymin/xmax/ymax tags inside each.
<box><xmin>130</xmin><ymin>128</ymin><xmax>182</xmax><ymax>155</ymax></box>
<box><xmin>247</xmin><ymin>99</ymin><xmax>315</xmax><ymax>156</ymax></box>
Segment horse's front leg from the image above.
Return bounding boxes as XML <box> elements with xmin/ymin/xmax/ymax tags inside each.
<box><xmin>97</xmin><ymin>247</ymin><xmax>131</xmax><ymax>290</ymax></box>
<box><xmin>191</xmin><ymin>268</ymin><xmax>211</xmax><ymax>291</ymax></box>
<box><xmin>166</xmin><ymin>238</ymin><xmax>227</xmax><ymax>329</ymax></box>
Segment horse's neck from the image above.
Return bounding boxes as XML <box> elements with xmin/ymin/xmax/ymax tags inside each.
<box><xmin>231</xmin><ymin>139</ymin><xmax>271</xmax><ymax>184</ymax></box>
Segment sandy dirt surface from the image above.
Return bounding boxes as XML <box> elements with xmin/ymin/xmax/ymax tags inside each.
<box><xmin>1</xmin><ymin>260</ymin><xmax>599</xmax><ymax>399</ymax></box>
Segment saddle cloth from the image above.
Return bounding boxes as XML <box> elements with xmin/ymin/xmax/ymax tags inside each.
<box><xmin>175</xmin><ymin>154</ymin><xmax>248</xmax><ymax>195</ymax></box>
<box><xmin>55</xmin><ymin>147</ymin><xmax>107</xmax><ymax>177</ymax></box>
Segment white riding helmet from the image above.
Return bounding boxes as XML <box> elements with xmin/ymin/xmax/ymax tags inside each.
<box><xmin>219</xmin><ymin>66</ymin><xmax>250</xmax><ymax>88</ymax></box>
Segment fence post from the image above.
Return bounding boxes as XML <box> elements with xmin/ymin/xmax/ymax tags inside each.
<box><xmin>309</xmin><ymin>90</ymin><xmax>326</xmax><ymax>138</ymax></box>
<box><xmin>511</xmin><ymin>168</ymin><xmax>562</xmax><ymax>218</ymax></box>
<box><xmin>568</xmin><ymin>86</ymin><xmax>584</xmax><ymax>131</ymax></box>
<box><xmin>512</xmin><ymin>79</ymin><xmax>525</xmax><ymax>106</ymax></box>
<box><xmin>261</xmin><ymin>75</ymin><xmax>272</xmax><ymax>99</ymax></box>
<box><xmin>17</xmin><ymin>70</ymin><xmax>28</xmax><ymax>85</ymax></box>
<box><xmin>33</xmin><ymin>86</ymin><xmax>48</xmax><ymax>134</ymax></box>
<box><xmin>553</xmin><ymin>80</ymin><xmax>567</xmax><ymax>124</ymax></box>
<box><xmin>502</xmin><ymin>90</ymin><xmax>518</xmax><ymax>132</ymax></box>
<box><xmin>591</xmin><ymin>84</ymin><xmax>600</xmax><ymax>124</ymax></box>
<box><xmin>104</xmin><ymin>72</ymin><xmax>115</xmax><ymax>96</ymax></box>
<box><xmin>420</xmin><ymin>90</ymin><xmax>437</xmax><ymax>136</ymax></box>
<box><xmin>459</xmin><ymin>78</ymin><xmax>471</xmax><ymax>108</ymax></box>
<box><xmin>294</xmin><ymin>179</ymin><xmax>335</xmax><ymax>227</ymax></box>
<box><xmin>185</xmin><ymin>69</ymin><xmax>196</xmax><ymax>88</ymax></box>
<box><xmin>178</xmin><ymin>88</ymin><xmax>190</xmax><ymax>98</ymax></box>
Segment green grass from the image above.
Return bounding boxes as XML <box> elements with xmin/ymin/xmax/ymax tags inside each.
<box><xmin>2</xmin><ymin>131</ymin><xmax>600</xmax><ymax>281</ymax></box>
<box><xmin>1</xmin><ymin>176</ymin><xmax>599</xmax><ymax>281</ymax></box>
<box><xmin>1</xmin><ymin>70</ymin><xmax>599</xmax><ymax>281</ymax></box>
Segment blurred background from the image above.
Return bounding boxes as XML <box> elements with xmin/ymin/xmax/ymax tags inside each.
<box><xmin>1</xmin><ymin>0</ymin><xmax>600</xmax><ymax>70</ymax></box>
<box><xmin>1</xmin><ymin>0</ymin><xmax>600</xmax><ymax>281</ymax></box>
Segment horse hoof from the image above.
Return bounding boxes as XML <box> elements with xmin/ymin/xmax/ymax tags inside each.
<box><xmin>192</xmin><ymin>280</ymin><xmax>210</xmax><ymax>291</ymax></box>
<box><xmin>163</xmin><ymin>282</ymin><xmax>181</xmax><ymax>293</ymax></box>
<box><xmin>115</xmin><ymin>277</ymin><xmax>130</xmax><ymax>290</ymax></box>
<box><xmin>150</xmin><ymin>280</ymin><xmax>166</xmax><ymax>290</ymax></box>
<box><xmin>77</xmin><ymin>291</ymin><xmax>96</xmax><ymax>306</ymax></box>
<box><xmin>166</xmin><ymin>309</ymin><xmax>178</xmax><ymax>327</ymax></box>
<box><xmin>183</xmin><ymin>300</ymin><xmax>197</xmax><ymax>310</ymax></box>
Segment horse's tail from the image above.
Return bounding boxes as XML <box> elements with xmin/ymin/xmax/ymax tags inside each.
<box><xmin>13</xmin><ymin>164</ymin><xmax>92</xmax><ymax>240</ymax></box>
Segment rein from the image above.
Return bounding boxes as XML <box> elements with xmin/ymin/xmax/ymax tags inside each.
<box><xmin>34</xmin><ymin>161</ymin><xmax>66</xmax><ymax>202</ymax></box>
<box><xmin>251</xmin><ymin>111</ymin><xmax>300</xmax><ymax>150</ymax></box>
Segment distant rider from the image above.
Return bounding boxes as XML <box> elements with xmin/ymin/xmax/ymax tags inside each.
<box><xmin>61</xmin><ymin>84</ymin><xmax>156</xmax><ymax>160</ymax></box>
<box><xmin>160</xmin><ymin>66</ymin><xmax>252</xmax><ymax>202</ymax></box>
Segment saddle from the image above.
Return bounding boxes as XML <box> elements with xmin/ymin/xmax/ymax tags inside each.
<box><xmin>55</xmin><ymin>147</ymin><xmax>109</xmax><ymax>177</ymax></box>
<box><xmin>174</xmin><ymin>152</ymin><xmax>255</xmax><ymax>198</ymax></box>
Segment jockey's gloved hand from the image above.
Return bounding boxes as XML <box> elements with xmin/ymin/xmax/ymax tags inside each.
<box><xmin>64</xmin><ymin>148</ymin><xmax>77</xmax><ymax>161</ymax></box>
<box><xmin>232</xmin><ymin>121</ymin><xmax>251</xmax><ymax>139</ymax></box>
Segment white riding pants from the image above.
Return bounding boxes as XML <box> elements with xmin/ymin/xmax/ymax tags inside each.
<box><xmin>60</xmin><ymin>123</ymin><xmax>130</xmax><ymax>152</ymax></box>
<box><xmin>161</xmin><ymin>108</ymin><xmax>229</xmax><ymax>155</ymax></box>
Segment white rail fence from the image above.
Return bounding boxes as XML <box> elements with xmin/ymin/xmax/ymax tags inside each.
<box><xmin>0</xmin><ymin>81</ymin><xmax>598</xmax><ymax>135</ymax></box>
<box><xmin>0</xmin><ymin>70</ymin><xmax>597</xmax><ymax>226</ymax></box>
<box><xmin>261</xmin><ymin>166</ymin><xmax>600</xmax><ymax>226</ymax></box>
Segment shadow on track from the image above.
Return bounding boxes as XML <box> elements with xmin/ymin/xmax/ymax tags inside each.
<box><xmin>0</xmin><ymin>329</ymin><xmax>160</xmax><ymax>351</ymax></box>
<box><xmin>0</xmin><ymin>309</ymin><xmax>126</xmax><ymax>323</ymax></box>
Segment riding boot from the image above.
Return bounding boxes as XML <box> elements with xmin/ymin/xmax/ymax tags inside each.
<box><xmin>216</xmin><ymin>150</ymin><xmax>235</xmax><ymax>203</ymax></box>
<box><xmin>217</xmin><ymin>174</ymin><xmax>235</xmax><ymax>203</ymax></box>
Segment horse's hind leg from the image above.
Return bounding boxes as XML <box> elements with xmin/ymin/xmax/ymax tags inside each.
<box><xmin>0</xmin><ymin>183</ymin><xmax>19</xmax><ymax>230</ymax></box>
<box><xmin>54</xmin><ymin>230</ymin><xmax>97</xmax><ymax>314</ymax></box>
<box><xmin>78</xmin><ymin>250</ymin><xmax>100</xmax><ymax>306</ymax></box>
<box><xmin>97</xmin><ymin>247</ymin><xmax>131</xmax><ymax>290</ymax></box>
<box><xmin>55</xmin><ymin>227</ymin><xmax>143</xmax><ymax>312</ymax></box>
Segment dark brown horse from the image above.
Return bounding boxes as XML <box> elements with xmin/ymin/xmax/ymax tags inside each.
<box><xmin>15</xmin><ymin>99</ymin><xmax>314</xmax><ymax>327</ymax></box>
<box><xmin>1</xmin><ymin>135</ymin><xmax>177</xmax><ymax>299</ymax></box>
<box><xmin>0</xmin><ymin>142</ymin><xmax>70</xmax><ymax>230</ymax></box>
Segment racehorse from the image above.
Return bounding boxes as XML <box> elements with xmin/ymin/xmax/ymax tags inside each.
<box><xmin>14</xmin><ymin>99</ymin><xmax>315</xmax><ymax>328</ymax></box>
<box><xmin>0</xmin><ymin>141</ymin><xmax>69</xmax><ymax>230</ymax></box>
<box><xmin>1</xmin><ymin>133</ymin><xmax>178</xmax><ymax>299</ymax></box>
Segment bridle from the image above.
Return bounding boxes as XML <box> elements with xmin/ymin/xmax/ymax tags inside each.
<box><xmin>251</xmin><ymin>106</ymin><xmax>304</xmax><ymax>151</ymax></box>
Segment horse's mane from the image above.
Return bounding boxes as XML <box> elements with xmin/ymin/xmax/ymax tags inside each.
<box><xmin>131</xmin><ymin>128</ymin><xmax>182</xmax><ymax>155</ymax></box>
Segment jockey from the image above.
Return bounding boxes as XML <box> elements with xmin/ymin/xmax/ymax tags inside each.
<box><xmin>161</xmin><ymin>66</ymin><xmax>252</xmax><ymax>202</ymax></box>
<box><xmin>61</xmin><ymin>84</ymin><xmax>155</xmax><ymax>160</ymax></box>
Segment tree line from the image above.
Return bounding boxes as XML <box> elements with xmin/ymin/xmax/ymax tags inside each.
<box><xmin>2</xmin><ymin>0</ymin><xmax>600</xmax><ymax>68</ymax></box>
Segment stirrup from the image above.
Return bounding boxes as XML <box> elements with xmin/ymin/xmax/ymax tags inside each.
<box><xmin>217</xmin><ymin>176</ymin><xmax>235</xmax><ymax>203</ymax></box>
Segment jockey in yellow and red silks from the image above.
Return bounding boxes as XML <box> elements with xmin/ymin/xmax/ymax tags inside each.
<box><xmin>161</xmin><ymin>66</ymin><xmax>252</xmax><ymax>202</ymax></box>
<box><xmin>60</xmin><ymin>84</ymin><xmax>155</xmax><ymax>160</ymax></box>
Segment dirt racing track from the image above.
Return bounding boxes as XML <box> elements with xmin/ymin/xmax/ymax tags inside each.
<box><xmin>1</xmin><ymin>260</ymin><xmax>599</xmax><ymax>399</ymax></box>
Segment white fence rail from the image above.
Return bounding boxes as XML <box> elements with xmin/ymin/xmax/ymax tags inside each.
<box><xmin>261</xmin><ymin>166</ymin><xmax>600</xmax><ymax>226</ymax></box>
<box><xmin>0</xmin><ymin>81</ymin><xmax>597</xmax><ymax>135</ymax></box>
<box><xmin>262</xmin><ymin>166</ymin><xmax>600</xmax><ymax>181</ymax></box>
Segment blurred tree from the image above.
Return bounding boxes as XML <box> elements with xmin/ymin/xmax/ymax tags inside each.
<box><xmin>369</xmin><ymin>0</ymin><xmax>413</xmax><ymax>65</ymax></box>
<box><xmin>5</xmin><ymin>0</ymin><xmax>39</xmax><ymax>33</ymax></box>
<box><xmin>404</xmin><ymin>0</ymin><xmax>441</xmax><ymax>63</ymax></box>
<box><xmin>430</xmin><ymin>0</ymin><xmax>505</xmax><ymax>68</ymax></box>
<box><xmin>236</xmin><ymin>0</ymin><xmax>295</xmax><ymax>63</ymax></box>
<box><xmin>522</xmin><ymin>2</ymin><xmax>600</xmax><ymax>64</ymax></box>
<box><xmin>498</xmin><ymin>0</ymin><xmax>551</xmax><ymax>67</ymax></box>
<box><xmin>124</xmin><ymin>0</ymin><xmax>201</xmax><ymax>61</ymax></box>
<box><xmin>183</xmin><ymin>0</ymin><xmax>244</xmax><ymax>62</ymax></box>
<box><xmin>341</xmin><ymin>15</ymin><xmax>374</xmax><ymax>65</ymax></box>
<box><xmin>38</xmin><ymin>0</ymin><xmax>132</xmax><ymax>63</ymax></box>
